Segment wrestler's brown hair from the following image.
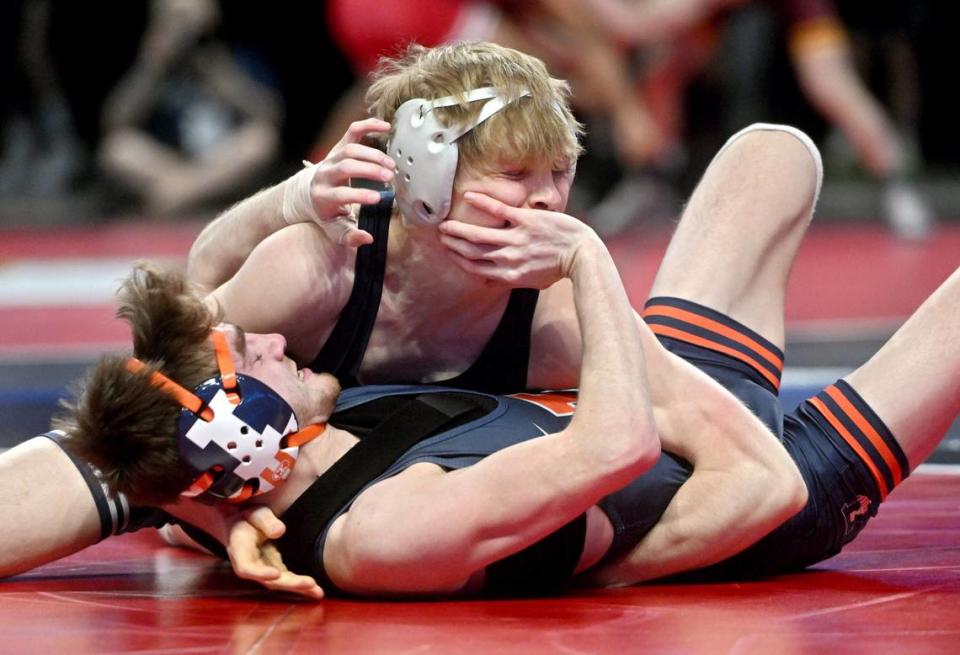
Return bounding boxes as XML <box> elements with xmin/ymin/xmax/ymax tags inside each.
<box><xmin>54</xmin><ymin>263</ymin><xmax>220</xmax><ymax>506</ymax></box>
<box><xmin>366</xmin><ymin>41</ymin><xmax>584</xmax><ymax>174</ymax></box>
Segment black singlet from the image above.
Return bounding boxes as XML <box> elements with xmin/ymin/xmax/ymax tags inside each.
<box><xmin>308</xmin><ymin>192</ymin><xmax>540</xmax><ymax>393</ymax></box>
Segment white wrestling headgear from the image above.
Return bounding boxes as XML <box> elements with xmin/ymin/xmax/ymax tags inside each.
<box><xmin>388</xmin><ymin>86</ymin><xmax>530</xmax><ymax>225</ymax></box>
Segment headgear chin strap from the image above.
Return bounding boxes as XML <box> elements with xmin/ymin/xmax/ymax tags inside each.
<box><xmin>126</xmin><ymin>330</ymin><xmax>326</xmax><ymax>504</ymax></box>
<box><xmin>389</xmin><ymin>86</ymin><xmax>530</xmax><ymax>225</ymax></box>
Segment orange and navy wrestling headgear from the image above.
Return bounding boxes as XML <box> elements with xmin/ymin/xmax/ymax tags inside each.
<box><xmin>126</xmin><ymin>330</ymin><xmax>325</xmax><ymax>504</ymax></box>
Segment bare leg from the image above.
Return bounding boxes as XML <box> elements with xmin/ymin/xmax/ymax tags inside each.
<box><xmin>649</xmin><ymin>124</ymin><xmax>822</xmax><ymax>349</ymax></box>
<box><xmin>845</xmin><ymin>267</ymin><xmax>960</xmax><ymax>469</ymax></box>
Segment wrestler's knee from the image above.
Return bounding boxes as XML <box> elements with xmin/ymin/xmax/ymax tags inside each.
<box><xmin>717</xmin><ymin>123</ymin><xmax>822</xmax><ymax>229</ymax></box>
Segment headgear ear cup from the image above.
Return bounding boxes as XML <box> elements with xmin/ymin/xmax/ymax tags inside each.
<box><xmin>388</xmin><ymin>87</ymin><xmax>530</xmax><ymax>225</ymax></box>
<box><xmin>176</xmin><ymin>374</ymin><xmax>302</xmax><ymax>503</ymax></box>
<box><xmin>128</xmin><ymin>331</ymin><xmax>326</xmax><ymax>504</ymax></box>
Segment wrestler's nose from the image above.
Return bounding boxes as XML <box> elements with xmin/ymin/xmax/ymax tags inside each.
<box><xmin>252</xmin><ymin>332</ymin><xmax>287</xmax><ymax>360</ymax></box>
<box><xmin>528</xmin><ymin>170</ymin><xmax>563</xmax><ymax>211</ymax></box>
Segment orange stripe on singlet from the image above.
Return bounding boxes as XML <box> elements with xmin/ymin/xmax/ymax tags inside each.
<box><xmin>809</xmin><ymin>396</ymin><xmax>889</xmax><ymax>500</ymax></box>
<box><xmin>643</xmin><ymin>305</ymin><xmax>784</xmax><ymax>372</ymax></box>
<box><xmin>647</xmin><ymin>323</ymin><xmax>781</xmax><ymax>391</ymax></box>
<box><xmin>825</xmin><ymin>386</ymin><xmax>905</xmax><ymax>487</ymax></box>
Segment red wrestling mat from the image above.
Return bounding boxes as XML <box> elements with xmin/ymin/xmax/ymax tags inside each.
<box><xmin>609</xmin><ymin>222</ymin><xmax>960</xmax><ymax>327</ymax></box>
<box><xmin>3</xmin><ymin>471</ymin><xmax>958</xmax><ymax>654</ymax></box>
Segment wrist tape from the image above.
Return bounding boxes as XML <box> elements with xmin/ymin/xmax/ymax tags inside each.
<box><xmin>282</xmin><ymin>160</ymin><xmax>359</xmax><ymax>244</ymax></box>
<box><xmin>281</xmin><ymin>160</ymin><xmax>322</xmax><ymax>225</ymax></box>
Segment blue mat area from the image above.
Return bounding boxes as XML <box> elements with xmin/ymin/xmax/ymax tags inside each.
<box><xmin>1</xmin><ymin>361</ymin><xmax>90</xmax><ymax>446</ymax></box>
<box><xmin>1</xmin><ymin>390</ymin><xmax>69</xmax><ymax>438</ymax></box>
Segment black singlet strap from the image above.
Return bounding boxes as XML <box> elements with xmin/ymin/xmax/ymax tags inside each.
<box><xmin>308</xmin><ymin>191</ymin><xmax>393</xmax><ymax>384</ymax></box>
<box><xmin>42</xmin><ymin>431</ymin><xmax>116</xmax><ymax>541</ymax></box>
<box><xmin>274</xmin><ymin>392</ymin><xmax>484</xmax><ymax>578</ymax></box>
<box><xmin>441</xmin><ymin>287</ymin><xmax>539</xmax><ymax>393</ymax></box>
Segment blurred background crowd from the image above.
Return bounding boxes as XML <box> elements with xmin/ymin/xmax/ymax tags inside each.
<box><xmin>0</xmin><ymin>0</ymin><xmax>955</xmax><ymax>239</ymax></box>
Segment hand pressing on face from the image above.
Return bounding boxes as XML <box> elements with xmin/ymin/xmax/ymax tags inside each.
<box><xmin>437</xmin><ymin>191</ymin><xmax>601</xmax><ymax>289</ymax></box>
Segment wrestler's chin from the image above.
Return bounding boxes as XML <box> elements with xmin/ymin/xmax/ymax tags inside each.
<box><xmin>309</xmin><ymin>371</ymin><xmax>342</xmax><ymax>423</ymax></box>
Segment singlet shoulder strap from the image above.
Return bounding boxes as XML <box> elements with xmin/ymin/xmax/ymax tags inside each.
<box><xmin>308</xmin><ymin>191</ymin><xmax>393</xmax><ymax>384</ymax></box>
<box><xmin>442</xmin><ymin>287</ymin><xmax>540</xmax><ymax>393</ymax></box>
<box><xmin>274</xmin><ymin>392</ymin><xmax>488</xmax><ymax>582</ymax></box>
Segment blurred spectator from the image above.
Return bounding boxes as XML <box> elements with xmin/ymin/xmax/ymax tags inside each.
<box><xmin>317</xmin><ymin>0</ymin><xmax>668</xmax><ymax>170</ymax></box>
<box><xmin>5</xmin><ymin>0</ymin><xmax>938</xmax><ymax>235</ymax></box>
<box><xmin>832</xmin><ymin>1</ymin><xmax>930</xmax><ymax>237</ymax></box>
<box><xmin>591</xmin><ymin>0</ymin><xmax>934</xmax><ymax>239</ymax></box>
<box><xmin>317</xmin><ymin>0</ymin><xmax>937</xmax><ymax>240</ymax></box>
<box><xmin>0</xmin><ymin>0</ymin><xmax>86</xmax><ymax>199</ymax></box>
<box><xmin>97</xmin><ymin>0</ymin><xmax>283</xmax><ymax>216</ymax></box>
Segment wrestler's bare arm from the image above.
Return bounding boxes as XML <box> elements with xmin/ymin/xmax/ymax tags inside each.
<box><xmin>0</xmin><ymin>438</ymin><xmax>101</xmax><ymax>578</ymax></box>
<box><xmin>187</xmin><ymin>183</ymin><xmax>288</xmax><ymax>293</ymax></box>
<box><xmin>186</xmin><ymin>119</ymin><xmax>395</xmax><ymax>292</ymax></box>
<box><xmin>206</xmin><ymin>223</ymin><xmax>354</xmax><ymax>362</ymax></box>
<box><xmin>323</xmin><ymin>204</ymin><xmax>659</xmax><ymax>595</ymax></box>
<box><xmin>449</xmin><ymin>189</ymin><xmax>805</xmax><ymax>583</ymax></box>
<box><xmin>529</xmin><ymin>285</ymin><xmax>806</xmax><ymax>583</ymax></box>
<box><xmin>586</xmin><ymin>319</ymin><xmax>808</xmax><ymax>585</ymax></box>
<box><xmin>528</xmin><ymin>280</ymin><xmax>582</xmax><ymax>390</ymax></box>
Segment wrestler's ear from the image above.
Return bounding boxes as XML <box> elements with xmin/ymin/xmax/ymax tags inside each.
<box><xmin>203</xmin><ymin>293</ymin><xmax>223</xmax><ymax>318</ymax></box>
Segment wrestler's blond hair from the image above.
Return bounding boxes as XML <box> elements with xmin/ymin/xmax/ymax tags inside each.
<box><xmin>366</xmin><ymin>41</ymin><xmax>583</xmax><ymax>172</ymax></box>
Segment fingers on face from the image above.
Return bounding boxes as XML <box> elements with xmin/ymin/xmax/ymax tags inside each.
<box><xmin>445</xmin><ymin>251</ymin><xmax>524</xmax><ymax>286</ymax></box>
<box><xmin>444</xmin><ymin>244</ymin><xmax>531</xmax><ymax>286</ymax></box>
<box><xmin>438</xmin><ymin>232</ymin><xmax>497</xmax><ymax>262</ymax></box>
<box><xmin>439</xmin><ymin>220</ymin><xmax>518</xmax><ymax>248</ymax></box>
<box><xmin>463</xmin><ymin>191</ymin><xmax>519</xmax><ymax>224</ymax></box>
<box><xmin>444</xmin><ymin>249</ymin><xmax>495</xmax><ymax>277</ymax></box>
